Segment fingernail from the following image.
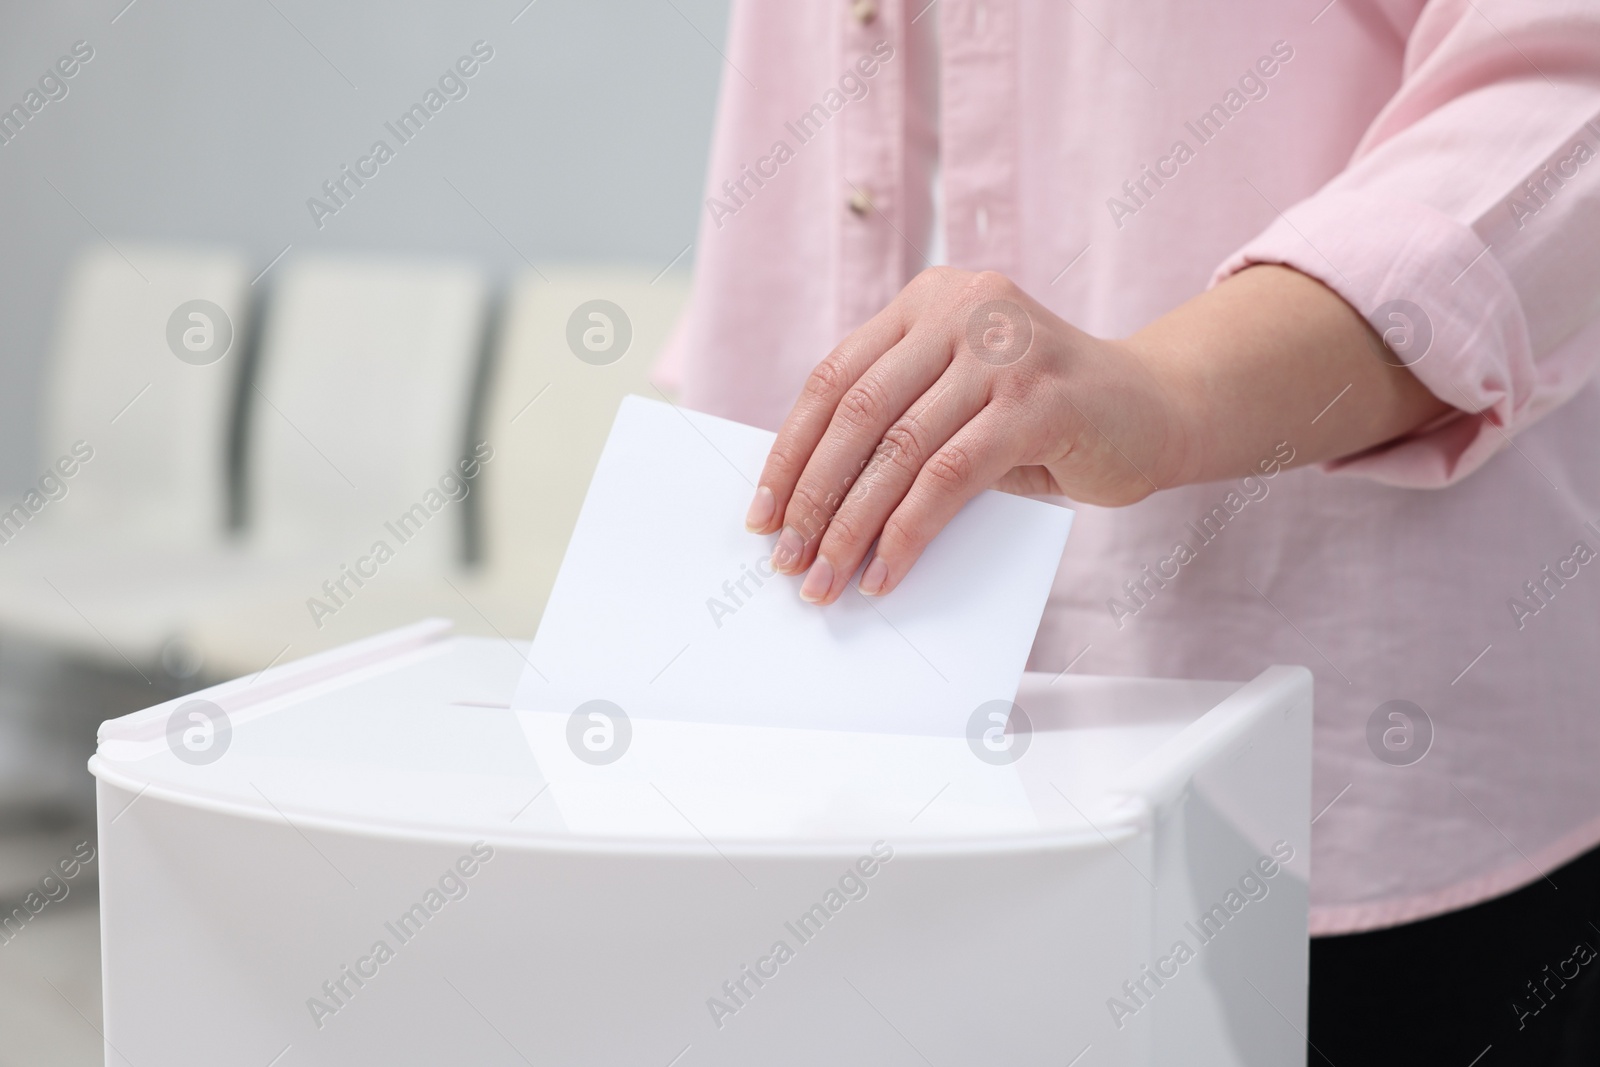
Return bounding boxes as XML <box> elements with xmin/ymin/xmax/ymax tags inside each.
<box><xmin>744</xmin><ymin>485</ymin><xmax>775</xmax><ymax>532</ymax></box>
<box><xmin>772</xmin><ymin>526</ymin><xmax>804</xmax><ymax>573</ymax></box>
<box><xmin>800</xmin><ymin>557</ymin><xmax>834</xmax><ymax>602</ymax></box>
<box><xmin>859</xmin><ymin>556</ymin><xmax>889</xmax><ymax>596</ymax></box>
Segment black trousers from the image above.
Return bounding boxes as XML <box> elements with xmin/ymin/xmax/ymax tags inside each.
<box><xmin>1310</xmin><ymin>842</ymin><xmax>1600</xmax><ymax>1066</ymax></box>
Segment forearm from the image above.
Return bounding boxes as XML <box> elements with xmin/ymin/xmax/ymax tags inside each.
<box><xmin>1127</xmin><ymin>264</ymin><xmax>1455</xmax><ymax>488</ymax></box>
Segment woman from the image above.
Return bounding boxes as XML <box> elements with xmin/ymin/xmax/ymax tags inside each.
<box><xmin>657</xmin><ymin>1</ymin><xmax>1600</xmax><ymax>1061</ymax></box>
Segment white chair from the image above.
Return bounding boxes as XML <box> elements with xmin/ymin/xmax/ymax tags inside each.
<box><xmin>0</xmin><ymin>243</ymin><xmax>251</xmax><ymax>660</ymax></box>
<box><xmin>473</xmin><ymin>264</ymin><xmax>693</xmax><ymax>621</ymax></box>
<box><xmin>185</xmin><ymin>265</ymin><xmax>691</xmax><ymax>678</ymax></box>
<box><xmin>0</xmin><ymin>252</ymin><xmax>490</xmax><ymax>675</ymax></box>
<box><xmin>248</xmin><ymin>255</ymin><xmax>488</xmax><ymax>567</ymax></box>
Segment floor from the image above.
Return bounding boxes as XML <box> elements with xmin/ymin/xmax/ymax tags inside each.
<box><xmin>0</xmin><ymin>825</ymin><xmax>103</xmax><ymax>1067</ymax></box>
<box><xmin>0</xmin><ymin>638</ymin><xmax>187</xmax><ymax>1066</ymax></box>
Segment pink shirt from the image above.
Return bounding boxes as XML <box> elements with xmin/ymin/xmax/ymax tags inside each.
<box><xmin>657</xmin><ymin>0</ymin><xmax>1600</xmax><ymax>935</ymax></box>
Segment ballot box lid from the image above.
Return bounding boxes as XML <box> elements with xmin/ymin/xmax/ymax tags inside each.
<box><xmin>90</xmin><ymin>620</ymin><xmax>1265</xmax><ymax>853</ymax></box>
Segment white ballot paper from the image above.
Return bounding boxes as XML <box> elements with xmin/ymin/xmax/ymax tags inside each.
<box><xmin>512</xmin><ymin>395</ymin><xmax>1073</xmax><ymax>735</ymax></box>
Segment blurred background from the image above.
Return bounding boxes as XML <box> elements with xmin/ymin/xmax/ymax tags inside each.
<box><xmin>0</xmin><ymin>0</ymin><xmax>726</xmax><ymax>1060</ymax></box>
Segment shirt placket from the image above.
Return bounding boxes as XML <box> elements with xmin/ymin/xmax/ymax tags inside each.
<box><xmin>835</xmin><ymin>0</ymin><xmax>908</xmax><ymax>339</ymax></box>
<box><xmin>939</xmin><ymin>0</ymin><xmax>1020</xmax><ymax>276</ymax></box>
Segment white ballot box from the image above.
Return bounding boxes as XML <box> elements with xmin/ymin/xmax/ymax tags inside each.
<box><xmin>92</xmin><ymin>620</ymin><xmax>1311</xmax><ymax>1066</ymax></box>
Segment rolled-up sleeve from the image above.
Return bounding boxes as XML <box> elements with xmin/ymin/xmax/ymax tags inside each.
<box><xmin>1213</xmin><ymin>0</ymin><xmax>1600</xmax><ymax>488</ymax></box>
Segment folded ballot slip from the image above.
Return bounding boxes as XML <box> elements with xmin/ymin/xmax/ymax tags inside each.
<box><xmin>512</xmin><ymin>395</ymin><xmax>1073</xmax><ymax>735</ymax></box>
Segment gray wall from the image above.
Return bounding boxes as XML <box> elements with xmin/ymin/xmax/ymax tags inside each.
<box><xmin>0</xmin><ymin>0</ymin><xmax>728</xmax><ymax>490</ymax></box>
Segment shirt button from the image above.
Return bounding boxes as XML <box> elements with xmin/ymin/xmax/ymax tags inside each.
<box><xmin>851</xmin><ymin>0</ymin><xmax>877</xmax><ymax>25</ymax></box>
<box><xmin>848</xmin><ymin>188</ymin><xmax>873</xmax><ymax>215</ymax></box>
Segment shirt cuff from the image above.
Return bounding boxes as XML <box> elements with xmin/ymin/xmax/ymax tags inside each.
<box><xmin>1211</xmin><ymin>191</ymin><xmax>1534</xmax><ymax>489</ymax></box>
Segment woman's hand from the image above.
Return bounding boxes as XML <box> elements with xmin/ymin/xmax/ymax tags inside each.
<box><xmin>743</xmin><ymin>264</ymin><xmax>1453</xmax><ymax>606</ymax></box>
<box><xmin>743</xmin><ymin>267</ymin><xmax>1195</xmax><ymax>605</ymax></box>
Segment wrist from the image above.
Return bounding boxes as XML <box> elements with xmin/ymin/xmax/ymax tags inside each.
<box><xmin>1112</xmin><ymin>332</ymin><xmax>1208</xmax><ymax>494</ymax></box>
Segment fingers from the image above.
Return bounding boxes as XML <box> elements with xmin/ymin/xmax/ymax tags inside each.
<box><xmin>853</xmin><ymin>404</ymin><xmax>1023</xmax><ymax>600</ymax></box>
<box><xmin>767</xmin><ymin>327</ymin><xmax>955</xmax><ymax>576</ymax></box>
<box><xmin>744</xmin><ymin>268</ymin><xmax>1052</xmax><ymax>605</ymax></box>
<box><xmin>797</xmin><ymin>369</ymin><xmax>988</xmax><ymax>604</ymax></box>
<box><xmin>745</xmin><ymin>307</ymin><xmax>908</xmax><ymax>542</ymax></box>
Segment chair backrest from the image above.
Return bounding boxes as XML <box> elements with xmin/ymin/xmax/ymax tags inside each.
<box><xmin>42</xmin><ymin>243</ymin><xmax>250</xmax><ymax>540</ymax></box>
<box><xmin>248</xmin><ymin>254</ymin><xmax>489</xmax><ymax>568</ymax></box>
<box><xmin>477</xmin><ymin>266</ymin><xmax>691</xmax><ymax>611</ymax></box>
